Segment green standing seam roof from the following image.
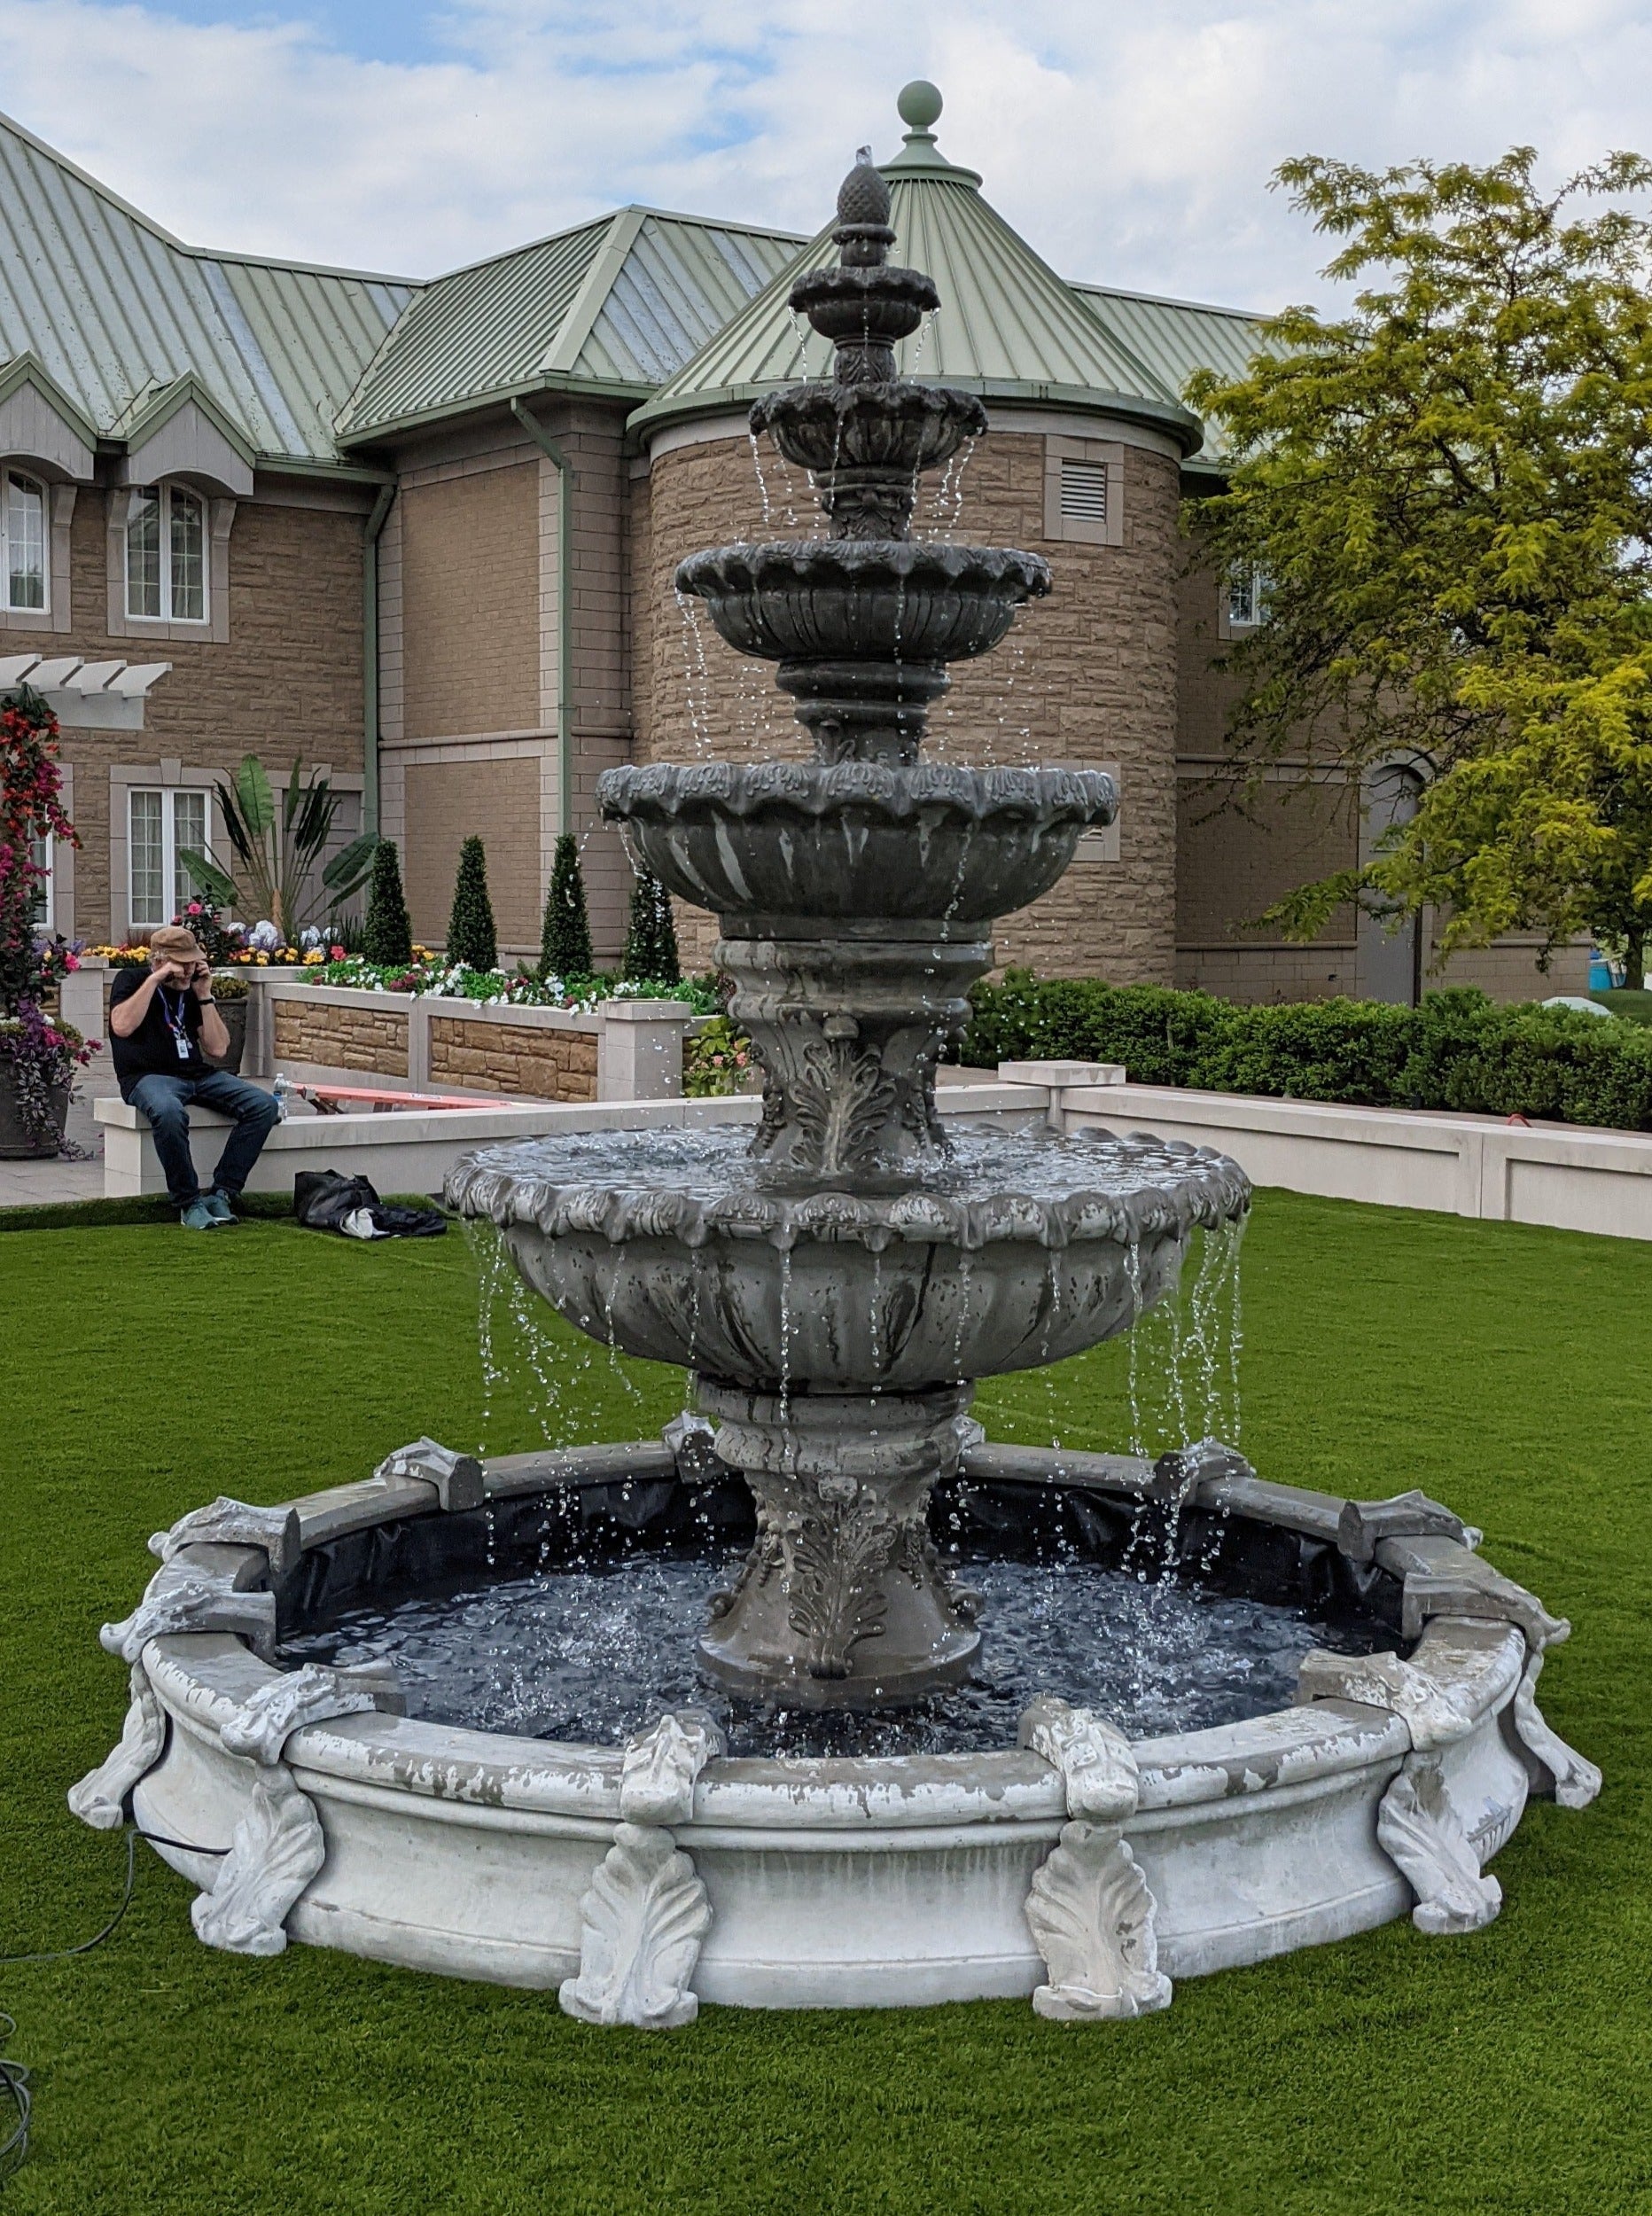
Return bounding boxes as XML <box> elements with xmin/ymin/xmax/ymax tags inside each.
<box><xmin>336</xmin><ymin>207</ymin><xmax>803</xmax><ymax>443</ymax></box>
<box><xmin>1072</xmin><ymin>283</ymin><xmax>1276</xmax><ymax>466</ymax></box>
<box><xmin>629</xmin><ymin>123</ymin><xmax>1204</xmax><ymax>454</ymax></box>
<box><xmin>0</xmin><ymin>108</ymin><xmax>415</xmax><ymax>467</ymax></box>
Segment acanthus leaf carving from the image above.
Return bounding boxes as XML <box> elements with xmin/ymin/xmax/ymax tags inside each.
<box><xmin>191</xmin><ymin>1762</ymin><xmax>326</xmax><ymax>1956</ymax></box>
<box><xmin>620</xmin><ymin>1711</ymin><xmax>725</xmax><ymax>1827</ymax></box>
<box><xmin>218</xmin><ymin>1661</ymin><xmax>403</xmax><ymax>1767</ymax></box>
<box><xmin>1512</xmin><ymin>1650</ymin><xmax>1601</xmax><ymax>1811</ymax></box>
<box><xmin>1375</xmin><ymin>1752</ymin><xmax>1502</xmax><ymax>1935</ymax></box>
<box><xmin>1017</xmin><ymin>1699</ymin><xmax>1140</xmax><ymax>1822</ymax></box>
<box><xmin>558</xmin><ymin>1822</ymin><xmax>712</xmax><ymax>2029</ymax></box>
<box><xmin>1024</xmin><ymin>1820</ymin><xmax>1172</xmax><ymax>2021</ymax></box>
<box><xmin>786</xmin><ymin>1491</ymin><xmax>895</xmax><ymax>1679</ymax></box>
<box><xmin>785</xmin><ymin>1036</ymin><xmax>899</xmax><ymax>1177</ymax></box>
<box><xmin>67</xmin><ymin>1661</ymin><xmax>167</xmax><ymax>1830</ymax></box>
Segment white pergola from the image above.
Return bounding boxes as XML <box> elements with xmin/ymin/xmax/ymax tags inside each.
<box><xmin>0</xmin><ymin>652</ymin><xmax>170</xmax><ymax>730</ymax></box>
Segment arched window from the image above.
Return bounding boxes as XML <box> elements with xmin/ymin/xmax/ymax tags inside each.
<box><xmin>3</xmin><ymin>469</ymin><xmax>47</xmax><ymax>613</ymax></box>
<box><xmin>126</xmin><ymin>482</ymin><xmax>206</xmax><ymax>621</ymax></box>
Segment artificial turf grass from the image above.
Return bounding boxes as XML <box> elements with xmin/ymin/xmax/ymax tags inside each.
<box><xmin>1</xmin><ymin>1195</ymin><xmax>1648</xmax><ymax>2215</ymax></box>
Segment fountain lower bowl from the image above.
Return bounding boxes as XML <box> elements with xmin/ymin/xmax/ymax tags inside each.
<box><xmin>598</xmin><ymin>761</ymin><xmax>1118</xmax><ymax>925</ymax></box>
<box><xmin>448</xmin><ymin>1126</ymin><xmax>1249</xmax><ymax>1389</ymax></box>
<box><xmin>94</xmin><ymin>1439</ymin><xmax>1587</xmax><ymax>2017</ymax></box>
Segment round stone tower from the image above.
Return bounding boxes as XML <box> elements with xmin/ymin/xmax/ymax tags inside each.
<box><xmin>628</xmin><ymin>84</ymin><xmax>1203</xmax><ymax>983</ymax></box>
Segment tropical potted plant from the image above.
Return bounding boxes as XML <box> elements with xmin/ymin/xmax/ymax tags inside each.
<box><xmin>0</xmin><ymin>684</ymin><xmax>97</xmax><ymax>1155</ymax></box>
<box><xmin>204</xmin><ymin>971</ymin><xmax>251</xmax><ymax>1073</ymax></box>
<box><xmin>178</xmin><ymin>754</ymin><xmax>378</xmax><ymax>942</ymax></box>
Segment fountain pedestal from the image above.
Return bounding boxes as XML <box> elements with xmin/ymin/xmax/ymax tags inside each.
<box><xmin>697</xmin><ymin>1380</ymin><xmax>980</xmax><ymax>1702</ymax></box>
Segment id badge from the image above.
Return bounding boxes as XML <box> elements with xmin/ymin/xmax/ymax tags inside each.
<box><xmin>177</xmin><ymin>1034</ymin><xmax>192</xmax><ymax>1059</ymax></box>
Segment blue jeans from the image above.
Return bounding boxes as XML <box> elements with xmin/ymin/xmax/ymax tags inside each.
<box><xmin>124</xmin><ymin>1071</ymin><xmax>281</xmax><ymax>1206</ymax></box>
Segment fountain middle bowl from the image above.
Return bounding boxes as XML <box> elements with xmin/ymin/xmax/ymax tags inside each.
<box><xmin>598</xmin><ymin>760</ymin><xmax>1118</xmax><ymax>925</ymax></box>
<box><xmin>675</xmin><ymin>541</ymin><xmax>1050</xmax><ymax>667</ymax></box>
<box><xmin>448</xmin><ymin>1127</ymin><xmax>1251</xmax><ymax>1391</ymax></box>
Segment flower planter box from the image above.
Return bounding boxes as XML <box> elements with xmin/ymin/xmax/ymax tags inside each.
<box><xmin>0</xmin><ymin>1070</ymin><xmax>68</xmax><ymax>1159</ymax></box>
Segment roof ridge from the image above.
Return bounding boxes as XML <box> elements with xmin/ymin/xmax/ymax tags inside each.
<box><xmin>1071</xmin><ymin>279</ymin><xmax>1266</xmax><ymax>322</ymax></box>
<box><xmin>0</xmin><ymin>106</ymin><xmax>419</xmax><ymax>289</ymax></box>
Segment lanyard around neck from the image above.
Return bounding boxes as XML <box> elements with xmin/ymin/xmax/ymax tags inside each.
<box><xmin>158</xmin><ymin>986</ymin><xmax>192</xmax><ymax>1042</ymax></box>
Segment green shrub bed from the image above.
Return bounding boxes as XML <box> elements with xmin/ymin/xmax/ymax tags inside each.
<box><xmin>960</xmin><ymin>973</ymin><xmax>1652</xmax><ymax>1129</ymax></box>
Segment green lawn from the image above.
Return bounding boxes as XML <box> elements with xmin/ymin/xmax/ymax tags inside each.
<box><xmin>2</xmin><ymin>1194</ymin><xmax>1648</xmax><ymax>2215</ymax></box>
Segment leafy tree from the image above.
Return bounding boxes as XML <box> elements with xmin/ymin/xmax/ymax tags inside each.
<box><xmin>1186</xmin><ymin>148</ymin><xmax>1652</xmax><ymax>985</ymax></box>
<box><xmin>540</xmin><ymin>832</ymin><xmax>593</xmax><ymax>980</ymax></box>
<box><xmin>179</xmin><ymin>754</ymin><xmax>377</xmax><ymax>940</ymax></box>
<box><xmin>362</xmin><ymin>839</ymin><xmax>414</xmax><ymax>966</ymax></box>
<box><xmin>447</xmin><ymin>837</ymin><xmax>498</xmax><ymax>971</ymax></box>
<box><xmin>623</xmin><ymin>867</ymin><xmax>680</xmax><ymax>985</ymax></box>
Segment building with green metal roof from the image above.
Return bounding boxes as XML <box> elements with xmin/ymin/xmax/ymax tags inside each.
<box><xmin>0</xmin><ymin>86</ymin><xmax>1571</xmax><ymax>1007</ymax></box>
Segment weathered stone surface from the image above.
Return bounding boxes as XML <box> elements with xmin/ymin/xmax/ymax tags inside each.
<box><xmin>373</xmin><ymin>1437</ymin><xmax>486</xmax><ymax>1512</ymax></box>
<box><xmin>1148</xmin><ymin>1436</ymin><xmax>1254</xmax><ymax>1504</ymax></box>
<box><xmin>1296</xmin><ymin>1649</ymin><xmax>1476</xmax><ymax>1752</ymax></box>
<box><xmin>1375</xmin><ymin>1752</ymin><xmax>1502</xmax><ymax>1935</ymax></box>
<box><xmin>1336</xmin><ymin>1489</ymin><xmax>1468</xmax><ymax>1564</ymax></box>
<box><xmin>1018</xmin><ymin>1698</ymin><xmax>1140</xmax><ymax>1821</ymax></box>
<box><xmin>661</xmin><ymin>1412</ymin><xmax>731</xmax><ymax>1486</ymax></box>
<box><xmin>101</xmin><ymin>1565</ymin><xmax>277</xmax><ymax>1664</ymax></box>
<box><xmin>1375</xmin><ymin>1534</ymin><xmax>1569</xmax><ymax>1648</ymax></box>
<box><xmin>149</xmin><ymin>1497</ymin><xmax>301</xmax><ymax>1585</ymax></box>
<box><xmin>218</xmin><ymin>1661</ymin><xmax>405</xmax><ymax>1767</ymax></box>
<box><xmin>619</xmin><ymin>1711</ymin><xmax>724</xmax><ymax>1826</ymax></box>
<box><xmin>68</xmin><ymin>1661</ymin><xmax>166</xmax><ymax>1830</ymax></box>
<box><xmin>1512</xmin><ymin>1649</ymin><xmax>1602</xmax><ymax>1809</ymax></box>
<box><xmin>1025</xmin><ymin>1821</ymin><xmax>1173</xmax><ymax>2020</ymax></box>
<box><xmin>559</xmin><ymin>1823</ymin><xmax>712</xmax><ymax>2028</ymax></box>
<box><xmin>191</xmin><ymin>1761</ymin><xmax>325</xmax><ymax>1956</ymax></box>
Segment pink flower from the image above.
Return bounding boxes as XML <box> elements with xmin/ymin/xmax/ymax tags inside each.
<box><xmin>330</xmin><ymin>943</ymin><xmax>345</xmax><ymax>959</ymax></box>
<box><xmin>187</xmin><ymin>901</ymin><xmax>203</xmax><ymax>915</ymax></box>
<box><xmin>65</xmin><ymin>953</ymin><xmax>79</xmax><ymax>971</ymax></box>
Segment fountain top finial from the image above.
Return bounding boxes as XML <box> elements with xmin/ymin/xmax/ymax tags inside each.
<box><xmin>834</xmin><ymin>150</ymin><xmax>893</xmax><ymax>266</ymax></box>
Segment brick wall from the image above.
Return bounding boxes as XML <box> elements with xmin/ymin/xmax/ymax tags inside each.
<box><xmin>1175</xmin><ymin>773</ymin><xmax>1359</xmax><ymax>953</ymax></box>
<box><xmin>428</xmin><ymin>1015</ymin><xmax>596</xmax><ymax>1100</ymax></box>
<box><xmin>38</xmin><ymin>485</ymin><xmax>366</xmax><ymax>941</ymax></box>
<box><xmin>638</xmin><ymin>425</ymin><xmax>1181</xmax><ymax>981</ymax></box>
<box><xmin>403</xmin><ymin>753</ymin><xmax>541</xmax><ymax>948</ymax></box>
<box><xmin>401</xmin><ymin>460</ymin><xmax>539</xmax><ymax>739</ymax></box>
<box><xmin>272</xmin><ymin>996</ymin><xmax>409</xmax><ymax>1076</ymax></box>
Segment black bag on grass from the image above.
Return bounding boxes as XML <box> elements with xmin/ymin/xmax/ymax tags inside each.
<box><xmin>292</xmin><ymin>1170</ymin><xmax>447</xmax><ymax>1241</ymax></box>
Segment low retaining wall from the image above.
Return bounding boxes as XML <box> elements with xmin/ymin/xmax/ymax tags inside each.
<box><xmin>1050</xmin><ymin>1077</ymin><xmax>1652</xmax><ymax>1241</ymax></box>
<box><xmin>259</xmin><ymin>984</ymin><xmax>694</xmax><ymax>1104</ymax></box>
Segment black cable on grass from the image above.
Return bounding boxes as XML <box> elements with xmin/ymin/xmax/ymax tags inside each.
<box><xmin>0</xmin><ymin>1824</ymin><xmax>229</xmax><ymax>2181</ymax></box>
<box><xmin>0</xmin><ymin>2015</ymin><xmax>29</xmax><ymax>2181</ymax></box>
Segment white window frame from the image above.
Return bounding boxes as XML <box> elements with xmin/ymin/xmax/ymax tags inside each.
<box><xmin>29</xmin><ymin>831</ymin><xmax>53</xmax><ymax>931</ymax></box>
<box><xmin>124</xmin><ymin>481</ymin><xmax>209</xmax><ymax>625</ymax></box>
<box><xmin>3</xmin><ymin>467</ymin><xmax>49</xmax><ymax>616</ymax></box>
<box><xmin>127</xmin><ymin>786</ymin><xmax>214</xmax><ymax>933</ymax></box>
<box><xmin>1223</xmin><ymin>566</ymin><xmax>1271</xmax><ymax>634</ymax></box>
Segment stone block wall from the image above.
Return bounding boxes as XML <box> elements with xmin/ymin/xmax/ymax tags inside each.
<box><xmin>272</xmin><ymin>996</ymin><xmax>409</xmax><ymax>1077</ymax></box>
<box><xmin>43</xmin><ymin>482</ymin><xmax>368</xmax><ymax>943</ymax></box>
<box><xmin>428</xmin><ymin>1016</ymin><xmax>596</xmax><ymax>1101</ymax></box>
<box><xmin>635</xmin><ymin>420</ymin><xmax>1182</xmax><ymax>983</ymax></box>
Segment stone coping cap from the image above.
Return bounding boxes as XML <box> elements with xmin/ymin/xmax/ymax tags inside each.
<box><xmin>998</xmin><ymin>1060</ymin><xmax>1126</xmax><ymax>1087</ymax></box>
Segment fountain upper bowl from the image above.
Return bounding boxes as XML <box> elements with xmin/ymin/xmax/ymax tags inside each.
<box><xmin>675</xmin><ymin>541</ymin><xmax>1050</xmax><ymax>669</ymax></box>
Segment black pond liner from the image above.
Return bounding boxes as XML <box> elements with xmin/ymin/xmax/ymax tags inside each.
<box><xmin>276</xmin><ymin>1466</ymin><xmax>1401</xmax><ymax>1761</ymax></box>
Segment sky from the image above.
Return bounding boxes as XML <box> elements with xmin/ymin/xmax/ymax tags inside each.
<box><xmin>4</xmin><ymin>0</ymin><xmax>1652</xmax><ymax>308</ymax></box>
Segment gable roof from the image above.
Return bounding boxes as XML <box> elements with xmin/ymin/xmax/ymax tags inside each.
<box><xmin>0</xmin><ymin>107</ymin><xmax>415</xmax><ymax>469</ymax></box>
<box><xmin>336</xmin><ymin>206</ymin><xmax>803</xmax><ymax>444</ymax></box>
<box><xmin>630</xmin><ymin>120</ymin><xmax>1204</xmax><ymax>452</ymax></box>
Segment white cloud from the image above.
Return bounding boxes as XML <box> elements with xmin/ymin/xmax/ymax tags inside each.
<box><xmin>2</xmin><ymin>0</ymin><xmax>1652</xmax><ymax>307</ymax></box>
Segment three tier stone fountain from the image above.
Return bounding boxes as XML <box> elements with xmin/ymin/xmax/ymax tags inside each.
<box><xmin>74</xmin><ymin>119</ymin><xmax>1598</xmax><ymax>2028</ymax></box>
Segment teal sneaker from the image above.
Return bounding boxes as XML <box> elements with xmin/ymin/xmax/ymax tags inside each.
<box><xmin>180</xmin><ymin>1199</ymin><xmax>219</xmax><ymax>1231</ymax></box>
<box><xmin>202</xmin><ymin>1190</ymin><xmax>237</xmax><ymax>1225</ymax></box>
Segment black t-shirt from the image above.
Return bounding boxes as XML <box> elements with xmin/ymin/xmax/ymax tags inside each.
<box><xmin>109</xmin><ymin>968</ymin><xmax>209</xmax><ymax>1088</ymax></box>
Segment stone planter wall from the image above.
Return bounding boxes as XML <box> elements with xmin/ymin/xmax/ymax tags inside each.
<box><xmin>272</xmin><ymin>993</ymin><xmax>410</xmax><ymax>1079</ymax></box>
<box><xmin>428</xmin><ymin>1014</ymin><xmax>598</xmax><ymax>1103</ymax></box>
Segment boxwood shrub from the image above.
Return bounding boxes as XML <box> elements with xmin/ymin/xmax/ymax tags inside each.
<box><xmin>957</xmin><ymin>972</ymin><xmax>1652</xmax><ymax>1132</ymax></box>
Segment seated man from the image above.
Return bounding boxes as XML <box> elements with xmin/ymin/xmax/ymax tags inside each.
<box><xmin>108</xmin><ymin>925</ymin><xmax>280</xmax><ymax>1229</ymax></box>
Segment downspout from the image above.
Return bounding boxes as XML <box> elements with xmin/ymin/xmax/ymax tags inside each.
<box><xmin>510</xmin><ymin>396</ymin><xmax>574</xmax><ymax>836</ymax></box>
<box><xmin>362</xmin><ymin>479</ymin><xmax>395</xmax><ymax>837</ymax></box>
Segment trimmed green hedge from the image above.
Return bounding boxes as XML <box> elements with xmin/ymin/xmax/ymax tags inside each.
<box><xmin>958</xmin><ymin>973</ymin><xmax>1652</xmax><ymax>1131</ymax></box>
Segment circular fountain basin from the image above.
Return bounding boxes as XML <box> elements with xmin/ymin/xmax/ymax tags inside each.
<box><xmin>448</xmin><ymin>1128</ymin><xmax>1248</xmax><ymax>1388</ymax></box>
<box><xmin>105</xmin><ymin>1441</ymin><xmax>1574</xmax><ymax>2010</ymax></box>
<box><xmin>599</xmin><ymin>761</ymin><xmax>1118</xmax><ymax>925</ymax></box>
<box><xmin>675</xmin><ymin>541</ymin><xmax>1050</xmax><ymax>667</ymax></box>
<box><xmin>749</xmin><ymin>381</ymin><xmax>987</xmax><ymax>480</ymax></box>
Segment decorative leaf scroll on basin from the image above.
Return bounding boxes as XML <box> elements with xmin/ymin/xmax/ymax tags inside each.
<box><xmin>599</xmin><ymin>761</ymin><xmax>1119</xmax><ymax>925</ymax></box>
<box><xmin>674</xmin><ymin>542</ymin><xmax>1050</xmax><ymax>669</ymax></box>
<box><xmin>749</xmin><ymin>384</ymin><xmax>988</xmax><ymax>538</ymax></box>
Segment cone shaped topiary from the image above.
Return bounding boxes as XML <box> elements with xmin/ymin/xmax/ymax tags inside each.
<box><xmin>540</xmin><ymin>832</ymin><xmax>594</xmax><ymax>981</ymax></box>
<box><xmin>623</xmin><ymin>867</ymin><xmax>680</xmax><ymax>985</ymax></box>
<box><xmin>362</xmin><ymin>839</ymin><xmax>414</xmax><ymax>966</ymax></box>
<box><xmin>446</xmin><ymin>836</ymin><xmax>498</xmax><ymax>971</ymax></box>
